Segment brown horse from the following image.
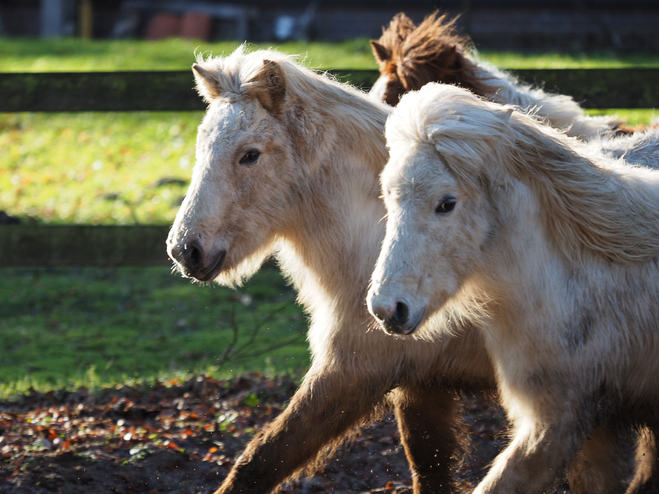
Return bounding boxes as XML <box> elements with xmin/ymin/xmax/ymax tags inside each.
<box><xmin>370</xmin><ymin>12</ymin><xmax>623</xmax><ymax>139</ymax></box>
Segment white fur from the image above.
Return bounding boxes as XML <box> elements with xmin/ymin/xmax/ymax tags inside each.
<box><xmin>369</xmin><ymin>82</ymin><xmax>659</xmax><ymax>494</ymax></box>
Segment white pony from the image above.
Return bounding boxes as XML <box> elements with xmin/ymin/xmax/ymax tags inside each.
<box><xmin>368</xmin><ymin>11</ymin><xmax>620</xmax><ymax>140</ymax></box>
<box><xmin>168</xmin><ymin>47</ymin><xmax>493</xmax><ymax>494</ymax></box>
<box><xmin>368</xmin><ymin>82</ymin><xmax>659</xmax><ymax>494</ymax></box>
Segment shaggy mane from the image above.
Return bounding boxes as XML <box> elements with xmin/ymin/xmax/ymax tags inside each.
<box><xmin>376</xmin><ymin>11</ymin><xmax>496</xmax><ymax>98</ymax></box>
<box><xmin>374</xmin><ymin>13</ymin><xmax>619</xmax><ymax>139</ymax></box>
<box><xmin>389</xmin><ymin>84</ymin><xmax>659</xmax><ymax>264</ymax></box>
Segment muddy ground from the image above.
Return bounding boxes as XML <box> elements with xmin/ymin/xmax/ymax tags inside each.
<box><xmin>0</xmin><ymin>373</ymin><xmax>569</xmax><ymax>493</ymax></box>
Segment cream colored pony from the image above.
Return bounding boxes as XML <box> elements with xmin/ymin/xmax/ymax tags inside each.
<box><xmin>167</xmin><ymin>46</ymin><xmax>493</xmax><ymax>494</ymax></box>
<box><xmin>368</xmin><ymin>82</ymin><xmax>659</xmax><ymax>494</ymax></box>
<box><xmin>369</xmin><ymin>11</ymin><xmax>620</xmax><ymax>140</ymax></box>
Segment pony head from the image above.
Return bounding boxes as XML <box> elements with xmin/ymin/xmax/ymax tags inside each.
<box><xmin>369</xmin><ymin>11</ymin><xmax>495</xmax><ymax>107</ymax></box>
<box><xmin>167</xmin><ymin>46</ymin><xmax>389</xmax><ymax>287</ymax></box>
<box><xmin>167</xmin><ymin>48</ymin><xmax>307</xmax><ymax>285</ymax></box>
<box><xmin>368</xmin><ymin>82</ymin><xmax>659</xmax><ymax>335</ymax></box>
<box><xmin>367</xmin><ymin>84</ymin><xmax>505</xmax><ymax>335</ymax></box>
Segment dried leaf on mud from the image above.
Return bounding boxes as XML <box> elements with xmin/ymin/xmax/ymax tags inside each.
<box><xmin>0</xmin><ymin>373</ymin><xmax>513</xmax><ymax>493</ymax></box>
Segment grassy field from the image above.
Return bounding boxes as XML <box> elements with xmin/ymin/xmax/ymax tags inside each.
<box><xmin>1</xmin><ymin>111</ymin><xmax>199</xmax><ymax>225</ymax></box>
<box><xmin>1</xmin><ymin>38</ymin><xmax>658</xmax><ymax>397</ymax></box>
<box><xmin>2</xmin><ymin>38</ymin><xmax>659</xmax><ymax>72</ymax></box>
<box><xmin>0</xmin><ymin>265</ymin><xmax>308</xmax><ymax>397</ymax></box>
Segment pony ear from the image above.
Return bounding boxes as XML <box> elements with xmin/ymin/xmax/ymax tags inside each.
<box><xmin>192</xmin><ymin>63</ymin><xmax>222</xmax><ymax>102</ymax></box>
<box><xmin>370</xmin><ymin>40</ymin><xmax>391</xmax><ymax>63</ymax></box>
<box><xmin>246</xmin><ymin>59</ymin><xmax>286</xmax><ymax>115</ymax></box>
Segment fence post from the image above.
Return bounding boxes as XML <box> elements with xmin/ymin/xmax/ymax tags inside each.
<box><xmin>79</xmin><ymin>0</ymin><xmax>93</xmax><ymax>39</ymax></box>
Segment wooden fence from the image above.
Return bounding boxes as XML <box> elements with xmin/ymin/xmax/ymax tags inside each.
<box><xmin>1</xmin><ymin>68</ymin><xmax>658</xmax><ymax>267</ymax></box>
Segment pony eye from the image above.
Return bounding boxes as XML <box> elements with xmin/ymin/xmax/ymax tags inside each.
<box><xmin>435</xmin><ymin>196</ymin><xmax>457</xmax><ymax>214</ymax></box>
<box><xmin>239</xmin><ymin>149</ymin><xmax>261</xmax><ymax>165</ymax></box>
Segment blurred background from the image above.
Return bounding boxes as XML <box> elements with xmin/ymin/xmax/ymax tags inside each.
<box><xmin>2</xmin><ymin>0</ymin><xmax>659</xmax><ymax>50</ymax></box>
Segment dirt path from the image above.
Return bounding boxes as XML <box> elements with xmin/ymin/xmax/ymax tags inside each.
<box><xmin>0</xmin><ymin>374</ymin><xmax>516</xmax><ymax>493</ymax></box>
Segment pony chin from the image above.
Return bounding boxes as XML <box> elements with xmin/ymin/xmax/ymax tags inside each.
<box><xmin>212</xmin><ymin>240</ymin><xmax>276</xmax><ymax>288</ymax></box>
<box><xmin>421</xmin><ymin>281</ymin><xmax>492</xmax><ymax>339</ymax></box>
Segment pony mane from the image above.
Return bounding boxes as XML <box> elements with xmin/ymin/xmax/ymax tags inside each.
<box><xmin>376</xmin><ymin>11</ymin><xmax>496</xmax><ymax>98</ymax></box>
<box><xmin>389</xmin><ymin>84</ymin><xmax>659</xmax><ymax>264</ymax></box>
<box><xmin>374</xmin><ymin>13</ymin><xmax>617</xmax><ymax>139</ymax></box>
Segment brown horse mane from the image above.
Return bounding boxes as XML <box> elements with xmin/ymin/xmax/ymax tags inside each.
<box><xmin>373</xmin><ymin>11</ymin><xmax>496</xmax><ymax>99</ymax></box>
<box><xmin>376</xmin><ymin>12</ymin><xmax>415</xmax><ymax>56</ymax></box>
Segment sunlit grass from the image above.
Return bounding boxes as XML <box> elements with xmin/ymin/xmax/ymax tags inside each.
<box><xmin>480</xmin><ymin>50</ymin><xmax>659</xmax><ymax>68</ymax></box>
<box><xmin>0</xmin><ymin>38</ymin><xmax>379</xmax><ymax>72</ymax></box>
<box><xmin>0</xmin><ymin>266</ymin><xmax>309</xmax><ymax>398</ymax></box>
<box><xmin>0</xmin><ymin>112</ymin><xmax>200</xmax><ymax>225</ymax></box>
<box><xmin>585</xmin><ymin>108</ymin><xmax>658</xmax><ymax>127</ymax></box>
<box><xmin>1</xmin><ymin>38</ymin><xmax>658</xmax><ymax>73</ymax></box>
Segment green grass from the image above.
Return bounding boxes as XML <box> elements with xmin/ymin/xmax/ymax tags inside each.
<box><xmin>0</xmin><ymin>112</ymin><xmax>200</xmax><ymax>225</ymax></box>
<box><xmin>1</xmin><ymin>38</ymin><xmax>659</xmax><ymax>72</ymax></box>
<box><xmin>0</xmin><ymin>38</ymin><xmax>379</xmax><ymax>72</ymax></box>
<box><xmin>0</xmin><ymin>265</ymin><xmax>309</xmax><ymax>398</ymax></box>
<box><xmin>1</xmin><ymin>38</ymin><xmax>658</xmax><ymax>397</ymax></box>
<box><xmin>479</xmin><ymin>50</ymin><xmax>659</xmax><ymax>68</ymax></box>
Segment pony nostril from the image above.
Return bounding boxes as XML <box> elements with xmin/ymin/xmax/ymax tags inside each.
<box><xmin>188</xmin><ymin>244</ymin><xmax>201</xmax><ymax>267</ymax></box>
<box><xmin>183</xmin><ymin>239</ymin><xmax>204</xmax><ymax>270</ymax></box>
<box><xmin>371</xmin><ymin>304</ymin><xmax>390</xmax><ymax>323</ymax></box>
<box><xmin>392</xmin><ymin>301</ymin><xmax>409</xmax><ymax>326</ymax></box>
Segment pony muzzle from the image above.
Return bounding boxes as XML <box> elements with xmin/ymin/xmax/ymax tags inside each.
<box><xmin>368</xmin><ymin>295</ymin><xmax>421</xmax><ymax>336</ymax></box>
<box><xmin>169</xmin><ymin>238</ymin><xmax>227</xmax><ymax>282</ymax></box>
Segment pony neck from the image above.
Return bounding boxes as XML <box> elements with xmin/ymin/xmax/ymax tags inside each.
<box><xmin>275</xmin><ymin>80</ymin><xmax>390</xmax><ymax>310</ymax></box>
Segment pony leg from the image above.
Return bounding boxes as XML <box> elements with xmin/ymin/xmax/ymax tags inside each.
<box><xmin>392</xmin><ymin>386</ymin><xmax>461</xmax><ymax>494</ymax></box>
<box><xmin>472</xmin><ymin>417</ymin><xmax>585</xmax><ymax>494</ymax></box>
<box><xmin>568</xmin><ymin>424</ymin><xmax>628</xmax><ymax>494</ymax></box>
<box><xmin>213</xmin><ymin>369</ymin><xmax>391</xmax><ymax>494</ymax></box>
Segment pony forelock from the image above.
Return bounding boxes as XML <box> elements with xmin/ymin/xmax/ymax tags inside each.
<box><xmin>386</xmin><ymin>84</ymin><xmax>511</xmax><ymax>168</ymax></box>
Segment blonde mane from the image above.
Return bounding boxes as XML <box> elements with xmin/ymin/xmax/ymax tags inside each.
<box><xmin>389</xmin><ymin>84</ymin><xmax>659</xmax><ymax>264</ymax></box>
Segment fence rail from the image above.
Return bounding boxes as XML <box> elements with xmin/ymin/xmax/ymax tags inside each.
<box><xmin>2</xmin><ymin>69</ymin><xmax>659</xmax><ymax>112</ymax></box>
<box><xmin>1</xmin><ymin>68</ymin><xmax>657</xmax><ymax>268</ymax></box>
<box><xmin>0</xmin><ymin>225</ymin><xmax>170</xmax><ymax>268</ymax></box>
